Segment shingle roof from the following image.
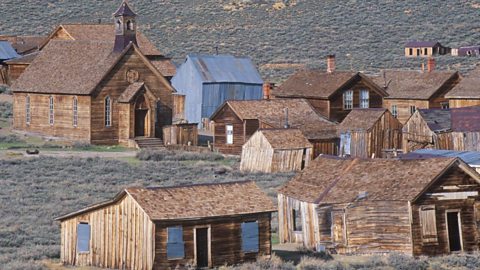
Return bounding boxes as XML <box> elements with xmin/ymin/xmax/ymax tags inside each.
<box><xmin>338</xmin><ymin>108</ymin><xmax>388</xmax><ymax>132</ymax></box>
<box><xmin>150</xmin><ymin>58</ymin><xmax>177</xmax><ymax>77</ymax></box>
<box><xmin>118</xmin><ymin>82</ymin><xmax>144</xmax><ymax>103</ymax></box>
<box><xmin>0</xmin><ymin>41</ymin><xmax>20</xmax><ymax>61</ymax></box>
<box><xmin>417</xmin><ymin>107</ymin><xmax>480</xmax><ymax>132</ymax></box>
<box><xmin>446</xmin><ymin>66</ymin><xmax>480</xmax><ymax>98</ymax></box>
<box><xmin>4</xmin><ymin>52</ymin><xmax>38</xmax><ymax>65</ymax></box>
<box><xmin>407</xmin><ymin>149</ymin><xmax>480</xmax><ymax>167</ymax></box>
<box><xmin>279</xmin><ymin>156</ymin><xmax>459</xmax><ymax>204</ymax></box>
<box><xmin>405</xmin><ymin>41</ymin><xmax>441</xmax><ymax>48</ymax></box>
<box><xmin>372</xmin><ymin>70</ymin><xmax>458</xmax><ymax>100</ymax></box>
<box><xmin>56</xmin><ymin>181</ymin><xmax>276</xmax><ymax>221</ymax></box>
<box><xmin>213</xmin><ymin>99</ymin><xmax>337</xmax><ymax>140</ymax></box>
<box><xmin>187</xmin><ymin>54</ymin><xmax>263</xmax><ymax>84</ymax></box>
<box><xmin>257</xmin><ymin>129</ymin><xmax>313</xmax><ymax>150</ymax></box>
<box><xmin>0</xmin><ymin>35</ymin><xmax>46</xmax><ymax>54</ymax></box>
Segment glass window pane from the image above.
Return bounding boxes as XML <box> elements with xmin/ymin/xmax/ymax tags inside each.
<box><xmin>77</xmin><ymin>223</ymin><xmax>90</xmax><ymax>253</ymax></box>
<box><xmin>241</xmin><ymin>221</ymin><xmax>259</xmax><ymax>252</ymax></box>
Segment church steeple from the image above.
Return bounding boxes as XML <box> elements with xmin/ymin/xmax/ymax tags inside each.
<box><xmin>113</xmin><ymin>0</ymin><xmax>138</xmax><ymax>52</ymax></box>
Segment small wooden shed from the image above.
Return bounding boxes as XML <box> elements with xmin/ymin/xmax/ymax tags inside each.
<box><xmin>240</xmin><ymin>128</ymin><xmax>313</xmax><ymax>173</ymax></box>
<box><xmin>278</xmin><ymin>155</ymin><xmax>480</xmax><ymax>256</ymax></box>
<box><xmin>163</xmin><ymin>123</ymin><xmax>198</xmax><ymax>146</ymax></box>
<box><xmin>55</xmin><ymin>181</ymin><xmax>276</xmax><ymax>269</ymax></box>
<box><xmin>338</xmin><ymin>108</ymin><xmax>402</xmax><ymax>158</ymax></box>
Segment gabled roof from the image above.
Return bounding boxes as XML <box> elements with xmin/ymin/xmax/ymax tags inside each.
<box><xmin>256</xmin><ymin>128</ymin><xmax>313</xmax><ymax>150</ymax></box>
<box><xmin>186</xmin><ymin>54</ymin><xmax>263</xmax><ymax>84</ymax></box>
<box><xmin>55</xmin><ymin>181</ymin><xmax>276</xmax><ymax>221</ymax></box>
<box><xmin>274</xmin><ymin>70</ymin><xmax>387</xmax><ymax>99</ymax></box>
<box><xmin>0</xmin><ymin>41</ymin><xmax>20</xmax><ymax>61</ymax></box>
<box><xmin>118</xmin><ymin>82</ymin><xmax>145</xmax><ymax>103</ymax></box>
<box><xmin>211</xmin><ymin>99</ymin><xmax>337</xmax><ymax>140</ymax></box>
<box><xmin>407</xmin><ymin>149</ymin><xmax>480</xmax><ymax>167</ymax></box>
<box><xmin>114</xmin><ymin>1</ymin><xmax>136</xmax><ymax>17</ymax></box>
<box><xmin>372</xmin><ymin>70</ymin><xmax>458</xmax><ymax>100</ymax></box>
<box><xmin>338</xmin><ymin>108</ymin><xmax>389</xmax><ymax>132</ymax></box>
<box><xmin>405</xmin><ymin>41</ymin><xmax>441</xmax><ymax>48</ymax></box>
<box><xmin>446</xmin><ymin>66</ymin><xmax>480</xmax><ymax>99</ymax></box>
<box><xmin>416</xmin><ymin>107</ymin><xmax>480</xmax><ymax>133</ymax></box>
<box><xmin>278</xmin><ymin>156</ymin><xmax>476</xmax><ymax>204</ymax></box>
<box><xmin>4</xmin><ymin>52</ymin><xmax>38</xmax><ymax>65</ymax></box>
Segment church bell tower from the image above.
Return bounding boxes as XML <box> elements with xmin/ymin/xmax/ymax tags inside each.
<box><xmin>113</xmin><ymin>0</ymin><xmax>138</xmax><ymax>52</ymax></box>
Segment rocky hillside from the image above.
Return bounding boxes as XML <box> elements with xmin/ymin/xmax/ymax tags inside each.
<box><xmin>1</xmin><ymin>0</ymin><xmax>480</xmax><ymax>81</ymax></box>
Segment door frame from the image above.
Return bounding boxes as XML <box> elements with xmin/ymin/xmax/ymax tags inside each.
<box><xmin>445</xmin><ymin>209</ymin><xmax>463</xmax><ymax>252</ymax></box>
<box><xmin>193</xmin><ymin>225</ymin><xmax>212</xmax><ymax>268</ymax></box>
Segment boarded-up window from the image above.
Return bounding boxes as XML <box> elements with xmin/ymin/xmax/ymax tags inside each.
<box><xmin>343</xmin><ymin>90</ymin><xmax>353</xmax><ymax>110</ymax></box>
<box><xmin>359</xmin><ymin>90</ymin><xmax>369</xmax><ymax>108</ymax></box>
<box><xmin>340</xmin><ymin>132</ymin><xmax>351</xmax><ymax>156</ymax></box>
<box><xmin>167</xmin><ymin>226</ymin><xmax>185</xmax><ymax>259</ymax></box>
<box><xmin>77</xmin><ymin>223</ymin><xmax>90</xmax><ymax>253</ymax></box>
<box><xmin>419</xmin><ymin>205</ymin><xmax>438</xmax><ymax>244</ymax></box>
<box><xmin>226</xmin><ymin>124</ymin><xmax>233</xmax><ymax>144</ymax></box>
<box><xmin>241</xmin><ymin>221</ymin><xmax>259</xmax><ymax>253</ymax></box>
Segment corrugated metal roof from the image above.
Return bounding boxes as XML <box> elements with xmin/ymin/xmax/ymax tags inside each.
<box><xmin>0</xmin><ymin>41</ymin><xmax>20</xmax><ymax>60</ymax></box>
<box><xmin>410</xmin><ymin>149</ymin><xmax>480</xmax><ymax>167</ymax></box>
<box><xmin>188</xmin><ymin>54</ymin><xmax>263</xmax><ymax>84</ymax></box>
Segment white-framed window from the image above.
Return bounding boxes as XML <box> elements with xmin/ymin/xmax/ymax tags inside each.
<box><xmin>105</xmin><ymin>96</ymin><xmax>111</xmax><ymax>127</ymax></box>
<box><xmin>77</xmin><ymin>223</ymin><xmax>91</xmax><ymax>253</ymax></box>
<box><xmin>73</xmin><ymin>97</ymin><xmax>78</xmax><ymax>127</ymax></box>
<box><xmin>359</xmin><ymin>89</ymin><xmax>369</xmax><ymax>108</ymax></box>
<box><xmin>391</xmin><ymin>105</ymin><xmax>398</xmax><ymax>118</ymax></box>
<box><xmin>25</xmin><ymin>95</ymin><xmax>31</xmax><ymax>125</ymax></box>
<box><xmin>226</xmin><ymin>124</ymin><xmax>233</xmax><ymax>144</ymax></box>
<box><xmin>49</xmin><ymin>96</ymin><xmax>54</xmax><ymax>125</ymax></box>
<box><xmin>343</xmin><ymin>90</ymin><xmax>353</xmax><ymax>110</ymax></box>
<box><xmin>410</xmin><ymin>105</ymin><xmax>416</xmax><ymax>115</ymax></box>
<box><xmin>167</xmin><ymin>226</ymin><xmax>185</xmax><ymax>259</ymax></box>
<box><xmin>241</xmin><ymin>221</ymin><xmax>259</xmax><ymax>253</ymax></box>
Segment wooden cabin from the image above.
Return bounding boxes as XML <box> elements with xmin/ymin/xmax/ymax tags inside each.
<box><xmin>273</xmin><ymin>55</ymin><xmax>388</xmax><ymax>123</ymax></box>
<box><xmin>278</xmin><ymin>155</ymin><xmax>480</xmax><ymax>256</ymax></box>
<box><xmin>11</xmin><ymin>1</ymin><xmax>175</xmax><ymax>147</ymax></box>
<box><xmin>55</xmin><ymin>181</ymin><xmax>275</xmax><ymax>269</ymax></box>
<box><xmin>404</xmin><ymin>41</ymin><xmax>450</xmax><ymax>57</ymax></box>
<box><xmin>210</xmin><ymin>99</ymin><xmax>338</xmax><ymax>156</ymax></box>
<box><xmin>338</xmin><ymin>108</ymin><xmax>402</xmax><ymax>158</ymax></box>
<box><xmin>446</xmin><ymin>66</ymin><xmax>480</xmax><ymax>108</ymax></box>
<box><xmin>240</xmin><ymin>128</ymin><xmax>313</xmax><ymax>173</ymax></box>
<box><xmin>373</xmin><ymin>64</ymin><xmax>460</xmax><ymax>124</ymax></box>
<box><xmin>403</xmin><ymin>107</ymin><xmax>480</xmax><ymax>153</ymax></box>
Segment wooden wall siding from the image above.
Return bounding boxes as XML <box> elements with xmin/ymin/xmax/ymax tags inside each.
<box><xmin>153</xmin><ymin>214</ymin><xmax>271</xmax><ymax>269</ymax></box>
<box><xmin>172</xmin><ymin>94</ymin><xmax>185</xmax><ymax>121</ymax></box>
<box><xmin>449</xmin><ymin>99</ymin><xmax>480</xmax><ymax>108</ymax></box>
<box><xmin>163</xmin><ymin>124</ymin><xmax>198</xmax><ymax>146</ymax></box>
<box><xmin>383</xmin><ymin>99</ymin><xmax>429</xmax><ymax>124</ymax></box>
<box><xmin>13</xmin><ymin>93</ymin><xmax>91</xmax><ymax>141</ymax></box>
<box><xmin>60</xmin><ymin>195</ymin><xmax>155</xmax><ymax>270</ymax></box>
<box><xmin>277</xmin><ymin>194</ymin><xmax>320</xmax><ymax>249</ymax></box>
<box><xmin>91</xmin><ymin>50</ymin><xmax>172</xmax><ymax>145</ymax></box>
<box><xmin>7</xmin><ymin>64</ymin><xmax>28</xmax><ymax>84</ymax></box>
<box><xmin>411</xmin><ymin>165</ymin><xmax>480</xmax><ymax>256</ymax></box>
<box><xmin>310</xmin><ymin>139</ymin><xmax>339</xmax><ymax>157</ymax></box>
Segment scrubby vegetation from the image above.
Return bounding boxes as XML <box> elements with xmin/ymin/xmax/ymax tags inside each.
<box><xmin>0</xmin><ymin>101</ymin><xmax>12</xmax><ymax>118</ymax></box>
<box><xmin>137</xmin><ymin>149</ymin><xmax>226</xmax><ymax>161</ymax></box>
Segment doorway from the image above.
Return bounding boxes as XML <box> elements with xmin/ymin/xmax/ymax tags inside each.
<box><xmin>446</xmin><ymin>211</ymin><xmax>462</xmax><ymax>252</ymax></box>
<box><xmin>135</xmin><ymin>109</ymin><xmax>148</xmax><ymax>137</ymax></box>
<box><xmin>195</xmin><ymin>227</ymin><xmax>210</xmax><ymax>268</ymax></box>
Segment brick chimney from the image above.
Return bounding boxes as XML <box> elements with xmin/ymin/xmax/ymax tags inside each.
<box><xmin>327</xmin><ymin>54</ymin><xmax>336</xmax><ymax>73</ymax></box>
<box><xmin>263</xmin><ymin>82</ymin><xmax>273</xmax><ymax>100</ymax></box>
<box><xmin>427</xmin><ymin>57</ymin><xmax>435</xmax><ymax>72</ymax></box>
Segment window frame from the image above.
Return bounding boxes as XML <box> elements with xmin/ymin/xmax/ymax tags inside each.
<box><xmin>241</xmin><ymin>221</ymin><xmax>259</xmax><ymax>253</ymax></box>
<box><xmin>167</xmin><ymin>226</ymin><xmax>185</xmax><ymax>260</ymax></box>
<box><xmin>391</xmin><ymin>105</ymin><xmax>398</xmax><ymax>118</ymax></box>
<box><xmin>105</xmin><ymin>96</ymin><xmax>112</xmax><ymax>127</ymax></box>
<box><xmin>73</xmin><ymin>96</ymin><xmax>78</xmax><ymax>127</ymax></box>
<box><xmin>226</xmin><ymin>124</ymin><xmax>234</xmax><ymax>145</ymax></box>
<box><xmin>441</xmin><ymin>102</ymin><xmax>449</xmax><ymax>110</ymax></box>
<box><xmin>409</xmin><ymin>105</ymin><xmax>416</xmax><ymax>116</ymax></box>
<box><xmin>292</xmin><ymin>209</ymin><xmax>303</xmax><ymax>232</ymax></box>
<box><xmin>359</xmin><ymin>89</ymin><xmax>369</xmax><ymax>108</ymax></box>
<box><xmin>25</xmin><ymin>95</ymin><xmax>31</xmax><ymax>125</ymax></box>
<box><xmin>343</xmin><ymin>90</ymin><xmax>353</xmax><ymax>110</ymax></box>
<box><xmin>49</xmin><ymin>96</ymin><xmax>54</xmax><ymax>125</ymax></box>
<box><xmin>76</xmin><ymin>222</ymin><xmax>91</xmax><ymax>254</ymax></box>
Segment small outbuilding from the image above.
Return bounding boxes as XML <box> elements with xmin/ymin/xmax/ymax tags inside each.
<box><xmin>338</xmin><ymin>108</ymin><xmax>402</xmax><ymax>158</ymax></box>
<box><xmin>55</xmin><ymin>181</ymin><xmax>276</xmax><ymax>269</ymax></box>
<box><xmin>240</xmin><ymin>128</ymin><xmax>313</xmax><ymax>173</ymax></box>
<box><xmin>405</xmin><ymin>41</ymin><xmax>450</xmax><ymax>57</ymax></box>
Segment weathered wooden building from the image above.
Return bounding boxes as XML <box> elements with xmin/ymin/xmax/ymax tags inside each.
<box><xmin>210</xmin><ymin>99</ymin><xmax>338</xmax><ymax>156</ymax></box>
<box><xmin>11</xmin><ymin>1</ymin><xmax>175</xmax><ymax>147</ymax></box>
<box><xmin>278</xmin><ymin>155</ymin><xmax>480</xmax><ymax>256</ymax></box>
<box><xmin>55</xmin><ymin>181</ymin><xmax>276</xmax><ymax>269</ymax></box>
<box><xmin>404</xmin><ymin>41</ymin><xmax>450</xmax><ymax>57</ymax></box>
<box><xmin>338</xmin><ymin>108</ymin><xmax>402</xmax><ymax>158</ymax></box>
<box><xmin>403</xmin><ymin>107</ymin><xmax>480</xmax><ymax>153</ymax></box>
<box><xmin>273</xmin><ymin>55</ymin><xmax>388</xmax><ymax>123</ymax></box>
<box><xmin>446</xmin><ymin>66</ymin><xmax>480</xmax><ymax>108</ymax></box>
<box><xmin>240</xmin><ymin>128</ymin><xmax>313</xmax><ymax>173</ymax></box>
<box><xmin>171</xmin><ymin>54</ymin><xmax>264</xmax><ymax>129</ymax></box>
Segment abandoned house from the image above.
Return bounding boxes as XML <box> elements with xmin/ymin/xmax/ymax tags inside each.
<box><xmin>403</xmin><ymin>107</ymin><xmax>480</xmax><ymax>153</ymax></box>
<box><xmin>446</xmin><ymin>66</ymin><xmax>480</xmax><ymax>108</ymax></box>
<box><xmin>273</xmin><ymin>55</ymin><xmax>388</xmax><ymax>123</ymax></box>
<box><xmin>373</xmin><ymin>59</ymin><xmax>460</xmax><ymax>124</ymax></box>
<box><xmin>210</xmin><ymin>98</ymin><xmax>338</xmax><ymax>156</ymax></box>
<box><xmin>404</xmin><ymin>41</ymin><xmax>450</xmax><ymax>57</ymax></box>
<box><xmin>171</xmin><ymin>54</ymin><xmax>264</xmax><ymax>130</ymax></box>
<box><xmin>278</xmin><ymin>155</ymin><xmax>480</xmax><ymax>256</ymax></box>
<box><xmin>11</xmin><ymin>1</ymin><xmax>175</xmax><ymax>147</ymax></box>
<box><xmin>405</xmin><ymin>149</ymin><xmax>480</xmax><ymax>174</ymax></box>
<box><xmin>55</xmin><ymin>181</ymin><xmax>276</xmax><ymax>269</ymax></box>
<box><xmin>338</xmin><ymin>108</ymin><xmax>402</xmax><ymax>158</ymax></box>
<box><xmin>240</xmin><ymin>128</ymin><xmax>313</xmax><ymax>173</ymax></box>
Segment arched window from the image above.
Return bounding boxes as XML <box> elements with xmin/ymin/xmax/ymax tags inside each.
<box><xmin>25</xmin><ymin>95</ymin><xmax>31</xmax><ymax>125</ymax></box>
<box><xmin>116</xmin><ymin>19</ymin><xmax>122</xmax><ymax>30</ymax></box>
<box><xmin>105</xmin><ymin>96</ymin><xmax>111</xmax><ymax>127</ymax></box>
<box><xmin>49</xmin><ymin>96</ymin><xmax>54</xmax><ymax>125</ymax></box>
<box><xmin>127</xmin><ymin>20</ymin><xmax>134</xmax><ymax>31</ymax></box>
<box><xmin>73</xmin><ymin>97</ymin><xmax>78</xmax><ymax>127</ymax></box>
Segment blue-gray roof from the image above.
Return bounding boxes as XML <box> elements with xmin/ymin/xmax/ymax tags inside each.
<box><xmin>187</xmin><ymin>54</ymin><xmax>263</xmax><ymax>84</ymax></box>
<box><xmin>410</xmin><ymin>149</ymin><xmax>480</xmax><ymax>167</ymax></box>
<box><xmin>0</xmin><ymin>41</ymin><xmax>20</xmax><ymax>61</ymax></box>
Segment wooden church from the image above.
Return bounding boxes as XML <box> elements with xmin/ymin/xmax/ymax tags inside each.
<box><xmin>11</xmin><ymin>1</ymin><xmax>175</xmax><ymax>146</ymax></box>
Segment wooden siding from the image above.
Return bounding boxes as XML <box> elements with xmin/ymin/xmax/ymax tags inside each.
<box><xmin>163</xmin><ymin>124</ymin><xmax>198</xmax><ymax>146</ymax></box>
<box><xmin>13</xmin><ymin>93</ymin><xmax>91</xmax><ymax>141</ymax></box>
<box><xmin>154</xmin><ymin>213</ymin><xmax>271</xmax><ymax>269</ymax></box>
<box><xmin>60</xmin><ymin>195</ymin><xmax>155</xmax><ymax>270</ymax></box>
<box><xmin>383</xmin><ymin>99</ymin><xmax>429</xmax><ymax>124</ymax></box>
<box><xmin>7</xmin><ymin>63</ymin><xmax>28</xmax><ymax>84</ymax></box>
<box><xmin>172</xmin><ymin>94</ymin><xmax>185</xmax><ymax>121</ymax></box>
<box><xmin>449</xmin><ymin>99</ymin><xmax>480</xmax><ymax>108</ymax></box>
<box><xmin>310</xmin><ymin>139</ymin><xmax>339</xmax><ymax>157</ymax></box>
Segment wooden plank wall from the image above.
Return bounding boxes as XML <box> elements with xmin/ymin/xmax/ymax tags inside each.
<box><xmin>449</xmin><ymin>99</ymin><xmax>480</xmax><ymax>108</ymax></box>
<box><xmin>172</xmin><ymin>94</ymin><xmax>185</xmax><ymax>121</ymax></box>
<box><xmin>310</xmin><ymin>139</ymin><xmax>338</xmax><ymax>158</ymax></box>
<box><xmin>60</xmin><ymin>195</ymin><xmax>155</xmax><ymax>270</ymax></box>
<box><xmin>154</xmin><ymin>213</ymin><xmax>271</xmax><ymax>269</ymax></box>
<box><xmin>403</xmin><ymin>110</ymin><xmax>435</xmax><ymax>153</ymax></box>
<box><xmin>163</xmin><ymin>124</ymin><xmax>198</xmax><ymax>146</ymax></box>
<box><xmin>7</xmin><ymin>63</ymin><xmax>28</xmax><ymax>84</ymax></box>
<box><xmin>383</xmin><ymin>99</ymin><xmax>429</xmax><ymax>124</ymax></box>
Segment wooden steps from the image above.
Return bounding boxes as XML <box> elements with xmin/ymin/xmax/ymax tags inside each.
<box><xmin>135</xmin><ymin>137</ymin><xmax>165</xmax><ymax>150</ymax></box>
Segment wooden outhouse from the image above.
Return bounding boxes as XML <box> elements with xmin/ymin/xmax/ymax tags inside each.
<box><xmin>338</xmin><ymin>108</ymin><xmax>402</xmax><ymax>158</ymax></box>
<box><xmin>446</xmin><ymin>66</ymin><xmax>480</xmax><ymax>108</ymax></box>
<box><xmin>278</xmin><ymin>155</ymin><xmax>480</xmax><ymax>256</ymax></box>
<box><xmin>55</xmin><ymin>181</ymin><xmax>276</xmax><ymax>269</ymax></box>
<box><xmin>240</xmin><ymin>128</ymin><xmax>313</xmax><ymax>173</ymax></box>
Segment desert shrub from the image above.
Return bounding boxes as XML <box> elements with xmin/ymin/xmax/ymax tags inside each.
<box><xmin>0</xmin><ymin>101</ymin><xmax>13</xmax><ymax>118</ymax></box>
<box><xmin>437</xmin><ymin>252</ymin><xmax>480</xmax><ymax>269</ymax></box>
<box><xmin>0</xmin><ymin>134</ymin><xmax>25</xmax><ymax>144</ymax></box>
<box><xmin>296</xmin><ymin>246</ymin><xmax>333</xmax><ymax>261</ymax></box>
<box><xmin>137</xmin><ymin>149</ymin><xmax>225</xmax><ymax>161</ymax></box>
<box><xmin>297</xmin><ymin>257</ymin><xmax>346</xmax><ymax>270</ymax></box>
<box><xmin>222</xmin><ymin>255</ymin><xmax>295</xmax><ymax>270</ymax></box>
<box><xmin>0</xmin><ymin>85</ymin><xmax>11</xmax><ymax>95</ymax></box>
<box><xmin>349</xmin><ymin>255</ymin><xmax>386</xmax><ymax>269</ymax></box>
<box><xmin>387</xmin><ymin>253</ymin><xmax>428</xmax><ymax>270</ymax></box>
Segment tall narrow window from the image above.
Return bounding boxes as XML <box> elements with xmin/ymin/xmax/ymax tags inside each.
<box><xmin>424</xmin><ymin>48</ymin><xmax>428</xmax><ymax>55</ymax></box>
<box><xmin>73</xmin><ymin>97</ymin><xmax>78</xmax><ymax>127</ymax></box>
<box><xmin>419</xmin><ymin>205</ymin><xmax>438</xmax><ymax>244</ymax></box>
<box><xmin>77</xmin><ymin>223</ymin><xmax>91</xmax><ymax>253</ymax></box>
<box><xmin>410</xmin><ymin>105</ymin><xmax>416</xmax><ymax>115</ymax></box>
<box><xmin>167</xmin><ymin>226</ymin><xmax>185</xmax><ymax>259</ymax></box>
<box><xmin>359</xmin><ymin>90</ymin><xmax>369</xmax><ymax>108</ymax></box>
<box><xmin>391</xmin><ymin>105</ymin><xmax>398</xmax><ymax>118</ymax></box>
<box><xmin>25</xmin><ymin>96</ymin><xmax>31</xmax><ymax>125</ymax></box>
<box><xmin>49</xmin><ymin>96</ymin><xmax>54</xmax><ymax>125</ymax></box>
<box><xmin>105</xmin><ymin>96</ymin><xmax>111</xmax><ymax>127</ymax></box>
<box><xmin>241</xmin><ymin>221</ymin><xmax>259</xmax><ymax>253</ymax></box>
<box><xmin>409</xmin><ymin>48</ymin><xmax>413</xmax><ymax>56</ymax></box>
<box><xmin>292</xmin><ymin>209</ymin><xmax>303</xmax><ymax>231</ymax></box>
<box><xmin>343</xmin><ymin>90</ymin><xmax>353</xmax><ymax>110</ymax></box>
<box><xmin>226</xmin><ymin>124</ymin><xmax>233</xmax><ymax>144</ymax></box>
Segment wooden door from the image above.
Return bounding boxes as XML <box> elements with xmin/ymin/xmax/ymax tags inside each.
<box><xmin>135</xmin><ymin>109</ymin><xmax>148</xmax><ymax>137</ymax></box>
<box><xmin>195</xmin><ymin>227</ymin><xmax>209</xmax><ymax>268</ymax></box>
